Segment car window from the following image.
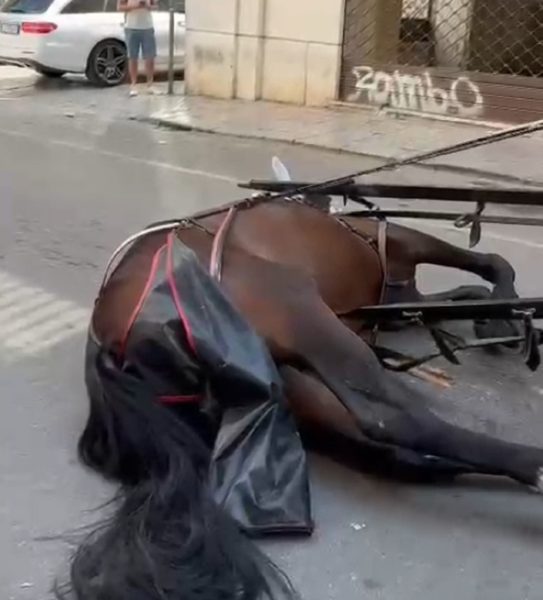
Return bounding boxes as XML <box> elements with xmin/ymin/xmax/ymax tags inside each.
<box><xmin>1</xmin><ymin>0</ymin><xmax>54</xmax><ymax>13</ymax></box>
<box><xmin>61</xmin><ymin>0</ymin><xmax>105</xmax><ymax>13</ymax></box>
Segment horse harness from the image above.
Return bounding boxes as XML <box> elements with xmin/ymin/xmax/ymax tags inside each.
<box><xmin>174</xmin><ymin>195</ymin><xmax>389</xmax><ymax>301</ymax></box>
<box><xmin>98</xmin><ymin>194</ymin><xmax>389</xmax><ymax>317</ymax></box>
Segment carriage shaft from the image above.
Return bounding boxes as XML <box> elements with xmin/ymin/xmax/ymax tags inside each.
<box><xmin>355</xmin><ymin>297</ymin><xmax>543</xmax><ymax>323</ymax></box>
<box><xmin>240</xmin><ymin>180</ymin><xmax>543</xmax><ymax>206</ymax></box>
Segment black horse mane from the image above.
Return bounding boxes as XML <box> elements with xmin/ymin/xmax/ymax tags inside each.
<box><xmin>56</xmin><ymin>348</ymin><xmax>298</xmax><ymax>600</ymax></box>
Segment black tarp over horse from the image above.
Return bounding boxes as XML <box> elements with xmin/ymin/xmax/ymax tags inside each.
<box><xmin>86</xmin><ymin>232</ymin><xmax>313</xmax><ymax>535</ymax></box>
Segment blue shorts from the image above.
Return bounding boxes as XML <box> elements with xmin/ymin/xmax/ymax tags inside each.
<box><xmin>125</xmin><ymin>28</ymin><xmax>157</xmax><ymax>60</ymax></box>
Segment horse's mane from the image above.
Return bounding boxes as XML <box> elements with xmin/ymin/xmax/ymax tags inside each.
<box><xmin>56</xmin><ymin>346</ymin><xmax>298</xmax><ymax>600</ymax></box>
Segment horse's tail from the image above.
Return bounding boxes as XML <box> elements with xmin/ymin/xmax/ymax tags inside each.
<box><xmin>60</xmin><ymin>347</ymin><xmax>298</xmax><ymax>600</ymax></box>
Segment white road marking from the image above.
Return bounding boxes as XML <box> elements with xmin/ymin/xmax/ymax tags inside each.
<box><xmin>1</xmin><ymin>125</ymin><xmax>542</xmax><ymax>249</ymax></box>
<box><xmin>0</xmin><ymin>125</ymin><xmax>238</xmax><ymax>184</ymax></box>
<box><xmin>0</xmin><ymin>269</ymin><xmax>89</xmax><ymax>361</ymax></box>
<box><xmin>0</xmin><ymin>286</ymin><xmax>47</xmax><ymax>310</ymax></box>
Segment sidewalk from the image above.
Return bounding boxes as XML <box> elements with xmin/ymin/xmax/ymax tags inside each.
<box><xmin>146</xmin><ymin>91</ymin><xmax>543</xmax><ymax>187</ymax></box>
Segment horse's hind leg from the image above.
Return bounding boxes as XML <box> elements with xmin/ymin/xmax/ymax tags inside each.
<box><xmin>291</xmin><ymin>301</ymin><xmax>543</xmax><ymax>491</ymax></box>
<box><xmin>281</xmin><ymin>365</ymin><xmax>473</xmax><ymax>483</ymax></box>
<box><xmin>220</xmin><ymin>248</ymin><xmax>540</xmax><ymax>490</ymax></box>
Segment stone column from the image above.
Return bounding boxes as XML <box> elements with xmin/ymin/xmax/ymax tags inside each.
<box><xmin>185</xmin><ymin>0</ymin><xmax>239</xmax><ymax>99</ymax></box>
<box><xmin>235</xmin><ymin>0</ymin><xmax>266</xmax><ymax>100</ymax></box>
<box><xmin>261</xmin><ymin>0</ymin><xmax>345</xmax><ymax>105</ymax></box>
<box><xmin>185</xmin><ymin>0</ymin><xmax>345</xmax><ymax>106</ymax></box>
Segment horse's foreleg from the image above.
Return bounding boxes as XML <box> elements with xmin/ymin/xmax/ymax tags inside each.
<box><xmin>386</xmin><ymin>222</ymin><xmax>518</xmax><ymax>299</ymax></box>
<box><xmin>385</xmin><ymin>222</ymin><xmax>520</xmax><ymax>340</ymax></box>
<box><xmin>292</xmin><ymin>303</ymin><xmax>543</xmax><ymax>491</ymax></box>
<box><xmin>423</xmin><ymin>285</ymin><xmax>491</xmax><ymax>302</ymax></box>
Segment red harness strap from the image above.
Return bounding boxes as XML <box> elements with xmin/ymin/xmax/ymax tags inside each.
<box><xmin>119</xmin><ymin>242</ymin><xmax>167</xmax><ymax>359</ymax></box>
<box><xmin>209</xmin><ymin>206</ymin><xmax>239</xmax><ymax>282</ymax></box>
<box><xmin>158</xmin><ymin>394</ymin><xmax>203</xmax><ymax>404</ymax></box>
<box><xmin>377</xmin><ymin>219</ymin><xmax>388</xmax><ymax>304</ymax></box>
<box><xmin>115</xmin><ymin>233</ymin><xmax>204</xmax><ymax>407</ymax></box>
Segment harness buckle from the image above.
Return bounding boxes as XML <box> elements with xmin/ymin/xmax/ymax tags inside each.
<box><xmin>454</xmin><ymin>201</ymin><xmax>485</xmax><ymax>247</ymax></box>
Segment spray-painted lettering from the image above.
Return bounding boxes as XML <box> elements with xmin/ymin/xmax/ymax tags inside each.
<box><xmin>348</xmin><ymin>66</ymin><xmax>484</xmax><ymax>118</ymax></box>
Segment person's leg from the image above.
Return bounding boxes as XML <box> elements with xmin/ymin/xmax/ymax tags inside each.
<box><xmin>142</xmin><ymin>27</ymin><xmax>157</xmax><ymax>91</ymax></box>
<box><xmin>125</xmin><ymin>28</ymin><xmax>141</xmax><ymax>95</ymax></box>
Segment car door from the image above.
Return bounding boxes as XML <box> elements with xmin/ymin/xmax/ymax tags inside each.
<box><xmin>57</xmin><ymin>0</ymin><xmax>124</xmax><ymax>73</ymax></box>
<box><xmin>149</xmin><ymin>0</ymin><xmax>170</xmax><ymax>68</ymax></box>
<box><xmin>153</xmin><ymin>0</ymin><xmax>183</xmax><ymax>69</ymax></box>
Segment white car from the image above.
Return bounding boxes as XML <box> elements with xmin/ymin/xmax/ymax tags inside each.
<box><xmin>0</xmin><ymin>0</ymin><xmax>185</xmax><ymax>86</ymax></box>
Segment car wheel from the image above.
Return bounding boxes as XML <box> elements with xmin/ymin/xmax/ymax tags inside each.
<box><xmin>36</xmin><ymin>66</ymin><xmax>65</xmax><ymax>78</ymax></box>
<box><xmin>86</xmin><ymin>39</ymin><xmax>127</xmax><ymax>87</ymax></box>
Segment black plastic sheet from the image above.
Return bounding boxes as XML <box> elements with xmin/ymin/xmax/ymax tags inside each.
<box><xmin>86</xmin><ymin>232</ymin><xmax>313</xmax><ymax>536</ymax></box>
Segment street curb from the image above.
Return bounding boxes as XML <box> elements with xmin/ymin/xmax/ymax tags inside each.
<box><xmin>0</xmin><ymin>65</ymin><xmax>37</xmax><ymax>91</ymax></box>
<box><xmin>0</xmin><ymin>78</ymin><xmax>35</xmax><ymax>91</ymax></box>
<box><xmin>140</xmin><ymin>114</ymin><xmax>543</xmax><ymax>189</ymax></box>
<box><xmin>140</xmin><ymin>115</ymin><xmax>193</xmax><ymax>132</ymax></box>
<box><xmin>330</xmin><ymin>100</ymin><xmax>510</xmax><ymax>131</ymax></box>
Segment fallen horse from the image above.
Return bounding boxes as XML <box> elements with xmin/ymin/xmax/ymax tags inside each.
<box><xmin>62</xmin><ymin>164</ymin><xmax>543</xmax><ymax>600</ymax></box>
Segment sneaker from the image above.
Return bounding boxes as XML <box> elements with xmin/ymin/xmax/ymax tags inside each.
<box><xmin>129</xmin><ymin>87</ymin><xmax>138</xmax><ymax>97</ymax></box>
<box><xmin>146</xmin><ymin>85</ymin><xmax>159</xmax><ymax>95</ymax></box>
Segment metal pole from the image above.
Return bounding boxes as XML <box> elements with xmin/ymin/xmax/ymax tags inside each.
<box><xmin>167</xmin><ymin>0</ymin><xmax>174</xmax><ymax>94</ymax></box>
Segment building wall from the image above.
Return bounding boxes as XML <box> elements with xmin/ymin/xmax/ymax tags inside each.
<box><xmin>185</xmin><ymin>0</ymin><xmax>345</xmax><ymax>106</ymax></box>
<box><xmin>339</xmin><ymin>0</ymin><xmax>403</xmax><ymax>98</ymax></box>
<box><xmin>339</xmin><ymin>0</ymin><xmax>543</xmax><ymax>124</ymax></box>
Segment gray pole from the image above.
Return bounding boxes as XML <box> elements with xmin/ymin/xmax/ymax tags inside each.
<box><xmin>167</xmin><ymin>0</ymin><xmax>175</xmax><ymax>94</ymax></box>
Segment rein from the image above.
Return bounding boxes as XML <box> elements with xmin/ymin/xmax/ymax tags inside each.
<box><xmin>99</xmin><ymin>192</ymin><xmax>384</xmax><ymax>294</ymax></box>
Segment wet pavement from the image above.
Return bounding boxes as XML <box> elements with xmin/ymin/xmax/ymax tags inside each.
<box><xmin>5</xmin><ymin>70</ymin><xmax>543</xmax><ymax>186</ymax></box>
<box><xmin>0</xmin><ymin>79</ymin><xmax>543</xmax><ymax>600</ymax></box>
<box><xmin>148</xmin><ymin>95</ymin><xmax>543</xmax><ymax>187</ymax></box>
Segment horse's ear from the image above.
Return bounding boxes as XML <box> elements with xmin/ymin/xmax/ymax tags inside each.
<box><xmin>272</xmin><ymin>156</ymin><xmax>292</xmax><ymax>182</ymax></box>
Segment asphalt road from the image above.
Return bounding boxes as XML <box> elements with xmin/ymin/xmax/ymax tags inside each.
<box><xmin>1</xmin><ymin>81</ymin><xmax>543</xmax><ymax>600</ymax></box>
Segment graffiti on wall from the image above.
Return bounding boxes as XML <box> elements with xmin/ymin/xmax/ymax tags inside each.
<box><xmin>347</xmin><ymin>66</ymin><xmax>484</xmax><ymax>118</ymax></box>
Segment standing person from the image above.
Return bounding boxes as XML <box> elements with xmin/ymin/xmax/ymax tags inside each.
<box><xmin>118</xmin><ymin>0</ymin><xmax>158</xmax><ymax>96</ymax></box>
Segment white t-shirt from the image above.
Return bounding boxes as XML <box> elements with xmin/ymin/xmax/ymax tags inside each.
<box><xmin>124</xmin><ymin>0</ymin><xmax>154</xmax><ymax>29</ymax></box>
